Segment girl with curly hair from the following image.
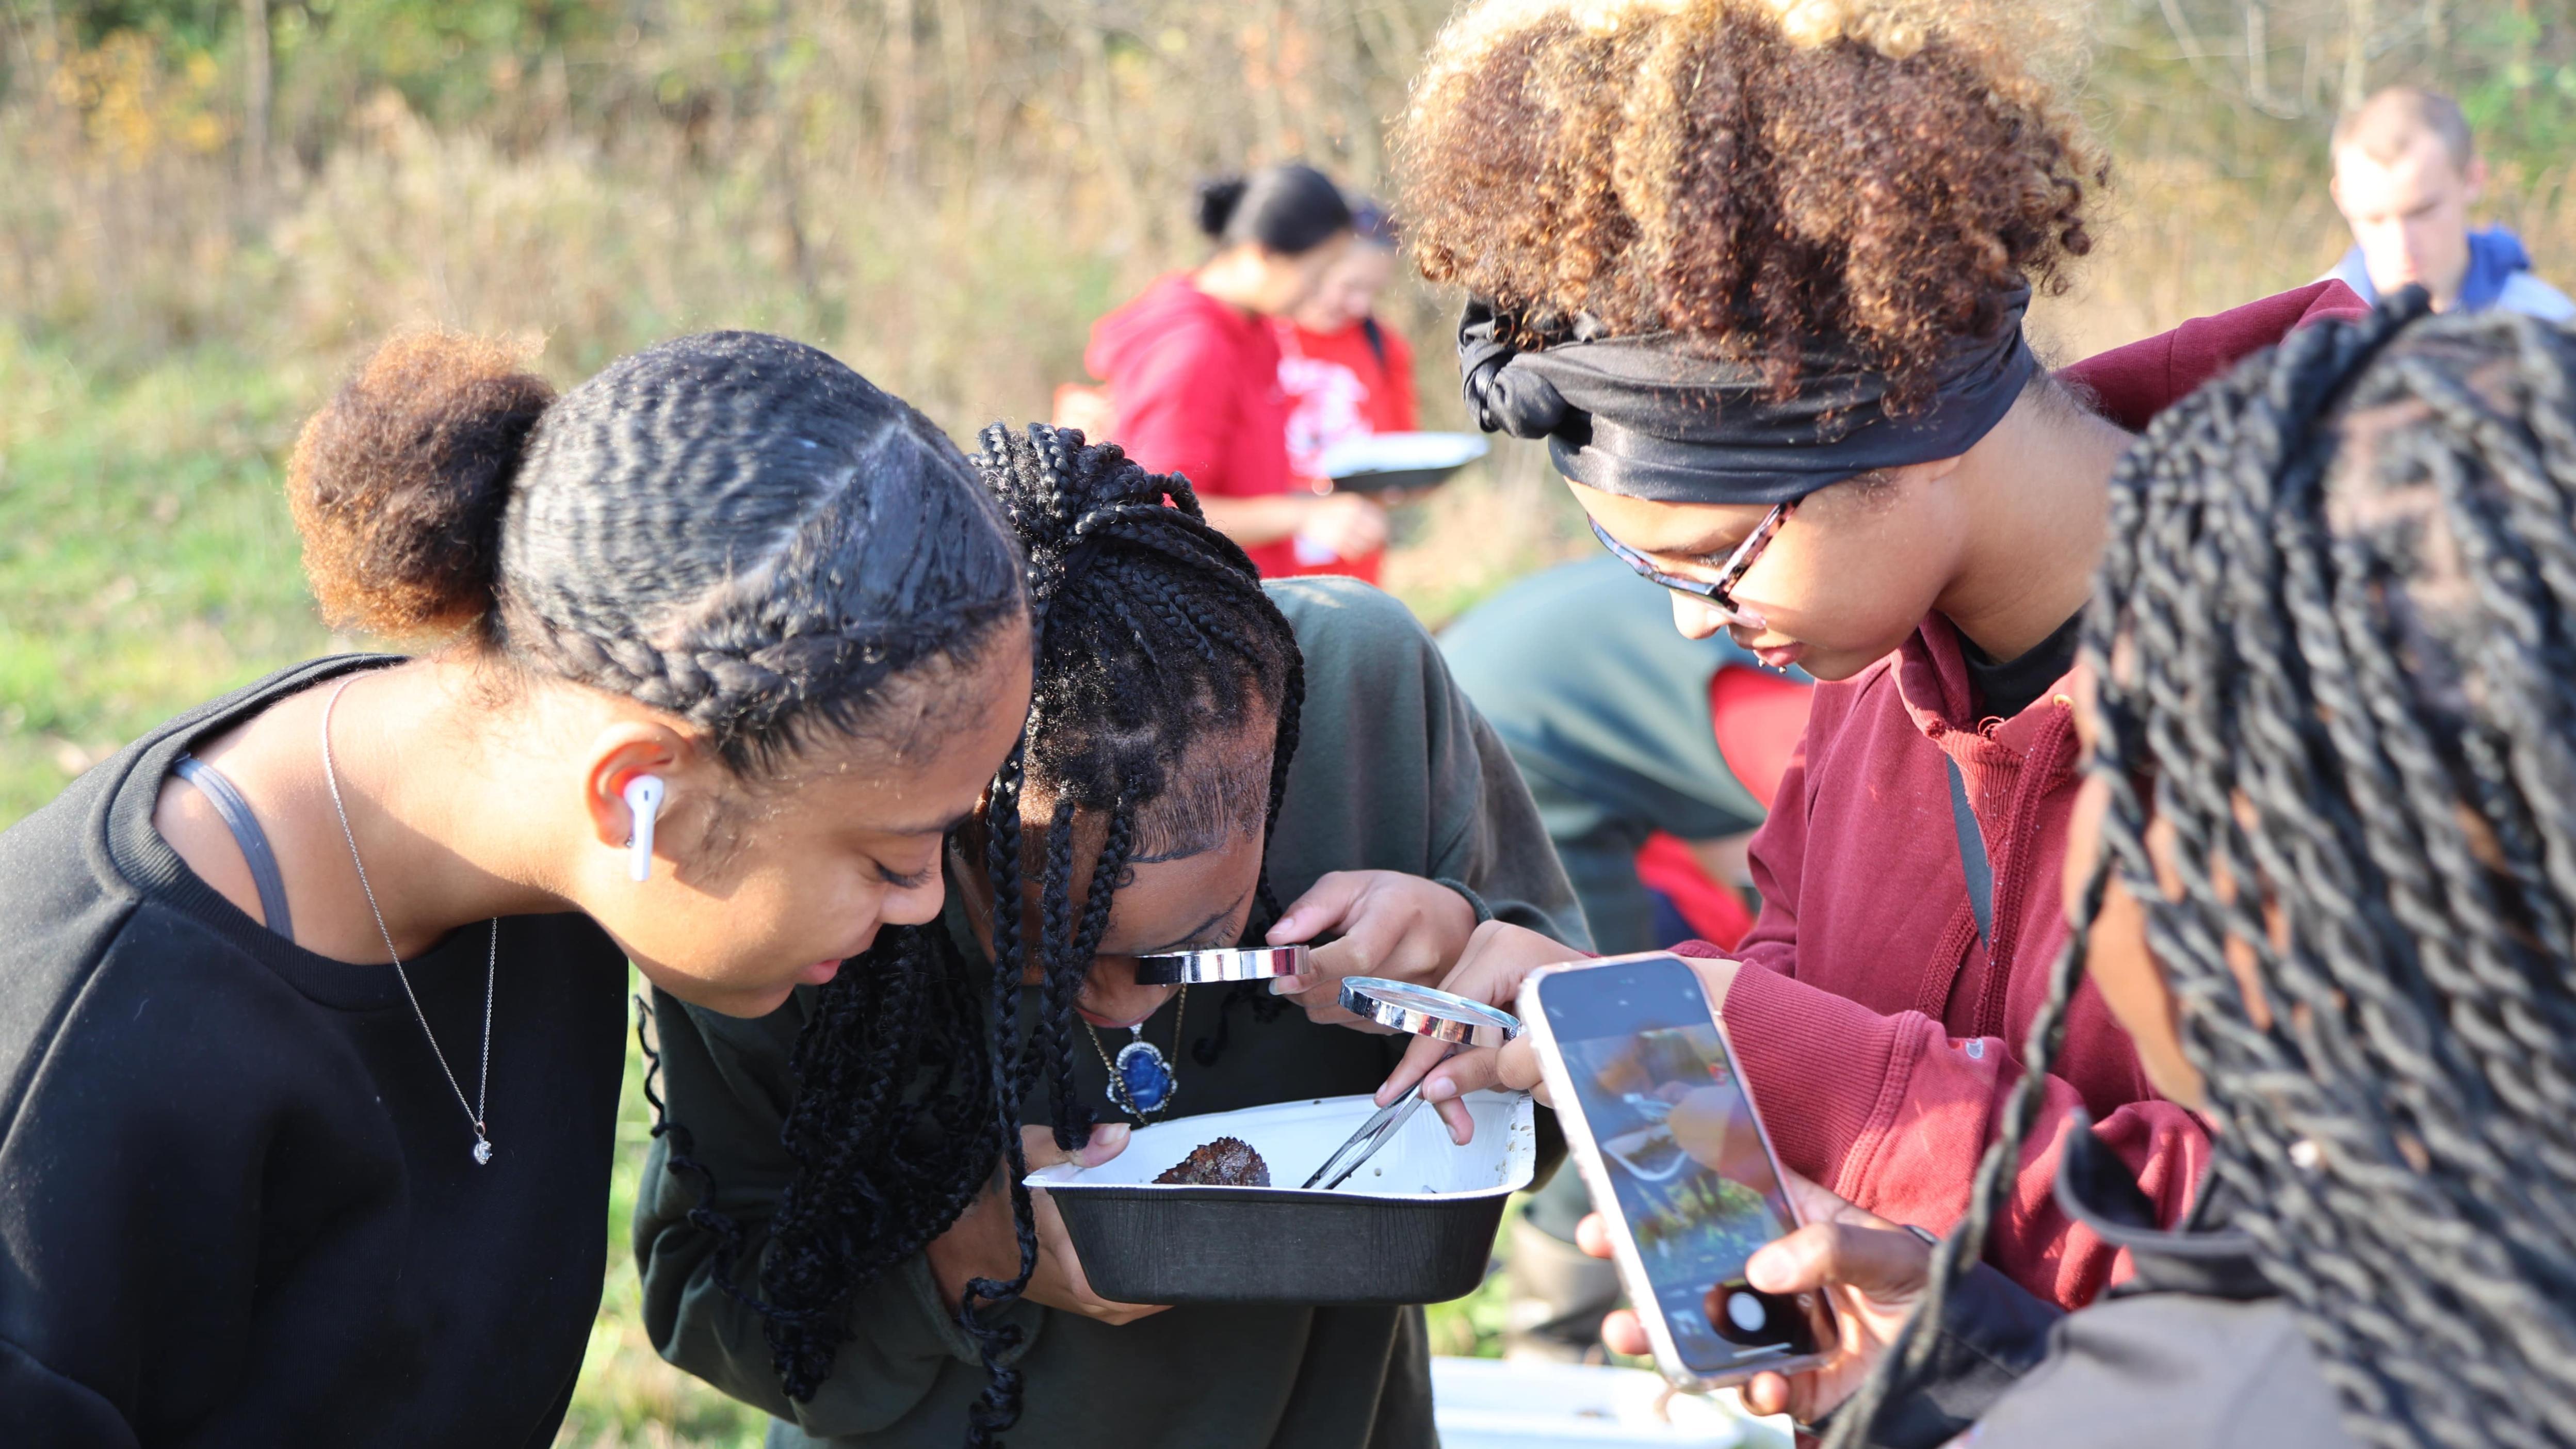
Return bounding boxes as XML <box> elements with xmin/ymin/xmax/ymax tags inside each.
<box><xmin>1391</xmin><ymin>0</ymin><xmax>2370</xmax><ymax>1310</ymax></box>
<box><xmin>1579</xmin><ymin>298</ymin><xmax>2576</xmax><ymax>1449</ymax></box>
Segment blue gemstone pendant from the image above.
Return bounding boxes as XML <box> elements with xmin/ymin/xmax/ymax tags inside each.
<box><xmin>1114</xmin><ymin>1038</ymin><xmax>1176</xmax><ymax>1115</ymax></box>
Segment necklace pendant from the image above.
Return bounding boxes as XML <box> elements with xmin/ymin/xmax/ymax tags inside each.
<box><xmin>1112</xmin><ymin>1039</ymin><xmax>1176</xmax><ymax>1115</ymax></box>
<box><xmin>472</xmin><ymin>1136</ymin><xmax>494</xmax><ymax>1166</ymax></box>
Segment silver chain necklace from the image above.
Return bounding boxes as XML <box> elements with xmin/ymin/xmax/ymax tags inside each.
<box><xmin>320</xmin><ymin>677</ymin><xmax>498</xmax><ymax>1166</ymax></box>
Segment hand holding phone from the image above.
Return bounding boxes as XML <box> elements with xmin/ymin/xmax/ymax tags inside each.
<box><xmin>1581</xmin><ymin>1174</ymin><xmax>1932</xmax><ymax>1421</ymax></box>
<box><xmin>1519</xmin><ymin>952</ymin><xmax>1834</xmax><ymax>1391</ymax></box>
<box><xmin>1371</xmin><ymin>924</ymin><xmax>1743</xmax><ymax>1147</ymax></box>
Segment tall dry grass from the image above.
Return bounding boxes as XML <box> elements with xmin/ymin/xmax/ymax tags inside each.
<box><xmin>6</xmin><ymin>5</ymin><xmax>2572</xmax><ymax>439</ymax></box>
<box><xmin>1</xmin><ymin>1</ymin><xmax>1467</xmax><ymax>418</ymax></box>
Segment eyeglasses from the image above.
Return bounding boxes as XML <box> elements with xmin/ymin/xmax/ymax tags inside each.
<box><xmin>1589</xmin><ymin>501</ymin><xmax>1795</xmax><ymax>631</ymax></box>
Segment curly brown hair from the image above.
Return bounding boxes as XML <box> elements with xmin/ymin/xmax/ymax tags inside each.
<box><xmin>1400</xmin><ymin>0</ymin><xmax>2103</xmax><ymax>408</ymax></box>
<box><xmin>287</xmin><ymin>330</ymin><xmax>556</xmax><ymax>637</ymax></box>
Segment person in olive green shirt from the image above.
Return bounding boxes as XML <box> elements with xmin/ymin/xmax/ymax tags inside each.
<box><xmin>634</xmin><ymin>426</ymin><xmax>1586</xmax><ymax>1449</ymax></box>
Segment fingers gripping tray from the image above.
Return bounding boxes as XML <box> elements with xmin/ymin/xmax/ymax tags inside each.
<box><xmin>1025</xmin><ymin>1091</ymin><xmax>1537</xmax><ymax>1305</ymax></box>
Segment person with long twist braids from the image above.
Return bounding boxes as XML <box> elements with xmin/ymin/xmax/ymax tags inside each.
<box><xmin>1559</xmin><ymin>298</ymin><xmax>2576</xmax><ymax>1447</ymax></box>
<box><xmin>637</xmin><ymin>426</ymin><xmax>1585</xmax><ymax>1449</ymax></box>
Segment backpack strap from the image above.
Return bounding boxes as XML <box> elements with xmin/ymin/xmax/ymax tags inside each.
<box><xmin>1944</xmin><ymin>753</ymin><xmax>1994</xmax><ymax>947</ymax></box>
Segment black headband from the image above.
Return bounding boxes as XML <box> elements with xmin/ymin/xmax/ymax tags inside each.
<box><xmin>1457</xmin><ymin>288</ymin><xmax>2038</xmax><ymax>505</ymax></box>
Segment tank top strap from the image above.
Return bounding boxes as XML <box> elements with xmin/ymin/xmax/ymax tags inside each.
<box><xmin>173</xmin><ymin>753</ymin><xmax>295</xmax><ymax>942</ymax></box>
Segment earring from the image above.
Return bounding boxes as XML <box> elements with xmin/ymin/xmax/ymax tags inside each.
<box><xmin>623</xmin><ymin>775</ymin><xmax>666</xmax><ymax>883</ymax></box>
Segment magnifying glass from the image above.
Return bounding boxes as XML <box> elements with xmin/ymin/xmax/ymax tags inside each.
<box><xmin>1302</xmin><ymin>978</ymin><xmax>1524</xmax><ymax>1190</ymax></box>
<box><xmin>1133</xmin><ymin>943</ymin><xmax>1308</xmax><ymax>986</ymax></box>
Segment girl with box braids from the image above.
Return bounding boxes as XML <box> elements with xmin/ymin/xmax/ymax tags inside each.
<box><xmin>1830</xmin><ymin>299</ymin><xmax>2576</xmax><ymax>1447</ymax></box>
<box><xmin>714</xmin><ymin>424</ymin><xmax>1304</xmax><ymax>1446</ymax></box>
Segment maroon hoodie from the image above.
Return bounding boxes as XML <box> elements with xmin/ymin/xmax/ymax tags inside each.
<box><xmin>1086</xmin><ymin>273</ymin><xmax>1302</xmax><ymax>577</ymax></box>
<box><xmin>1701</xmin><ymin>281</ymin><xmax>2370</xmax><ymax>1310</ymax></box>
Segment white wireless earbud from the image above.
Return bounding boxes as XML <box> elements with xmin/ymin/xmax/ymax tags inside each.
<box><xmin>622</xmin><ymin>775</ymin><xmax>666</xmax><ymax>883</ymax></box>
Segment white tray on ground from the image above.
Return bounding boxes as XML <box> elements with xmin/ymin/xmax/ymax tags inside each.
<box><xmin>1432</xmin><ymin>1356</ymin><xmax>1793</xmax><ymax>1449</ymax></box>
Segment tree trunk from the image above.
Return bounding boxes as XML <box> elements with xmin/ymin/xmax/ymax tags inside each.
<box><xmin>886</xmin><ymin>0</ymin><xmax>918</xmax><ymax>188</ymax></box>
<box><xmin>2245</xmin><ymin>2</ymin><xmax>2271</xmax><ymax>111</ymax></box>
<box><xmin>2341</xmin><ymin>0</ymin><xmax>2374</xmax><ymax>111</ymax></box>
<box><xmin>2158</xmin><ymin>0</ymin><xmax>2210</xmax><ymax>76</ymax></box>
<box><xmin>1076</xmin><ymin>20</ymin><xmax>1141</xmax><ymax>242</ymax></box>
<box><xmin>936</xmin><ymin>0</ymin><xmax>975</xmax><ymax>187</ymax></box>
<box><xmin>240</xmin><ymin>0</ymin><xmax>272</xmax><ymax>208</ymax></box>
<box><xmin>1253</xmin><ymin>3</ymin><xmax>1291</xmax><ymax>158</ymax></box>
<box><xmin>768</xmin><ymin>1</ymin><xmax>819</xmax><ymax>314</ymax></box>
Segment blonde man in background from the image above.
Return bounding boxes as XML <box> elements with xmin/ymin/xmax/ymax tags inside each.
<box><xmin>2326</xmin><ymin>85</ymin><xmax>2574</xmax><ymax>321</ymax></box>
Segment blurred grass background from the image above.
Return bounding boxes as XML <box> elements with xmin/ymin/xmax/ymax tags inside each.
<box><xmin>3</xmin><ymin>1</ymin><xmax>2573</xmax><ymax>1443</ymax></box>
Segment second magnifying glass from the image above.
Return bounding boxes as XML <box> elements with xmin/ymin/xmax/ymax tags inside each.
<box><xmin>1337</xmin><ymin>977</ymin><xmax>1524</xmax><ymax>1048</ymax></box>
<box><xmin>1301</xmin><ymin>978</ymin><xmax>1524</xmax><ymax>1190</ymax></box>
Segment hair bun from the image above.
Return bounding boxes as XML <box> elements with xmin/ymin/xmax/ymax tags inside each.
<box><xmin>1193</xmin><ymin>175</ymin><xmax>1250</xmax><ymax>239</ymax></box>
<box><xmin>287</xmin><ymin>330</ymin><xmax>555</xmax><ymax>639</ymax></box>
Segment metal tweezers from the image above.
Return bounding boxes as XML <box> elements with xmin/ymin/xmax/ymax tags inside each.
<box><xmin>1301</xmin><ymin>1058</ymin><xmax>1449</xmax><ymax>1191</ymax></box>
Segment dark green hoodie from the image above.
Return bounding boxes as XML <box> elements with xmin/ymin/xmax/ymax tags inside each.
<box><xmin>633</xmin><ymin>577</ymin><xmax>1587</xmax><ymax>1449</ymax></box>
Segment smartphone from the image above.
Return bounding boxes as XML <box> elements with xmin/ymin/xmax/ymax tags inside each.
<box><xmin>1520</xmin><ymin>952</ymin><xmax>1833</xmax><ymax>1391</ymax></box>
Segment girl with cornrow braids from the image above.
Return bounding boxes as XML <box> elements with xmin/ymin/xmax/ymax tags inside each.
<box><xmin>637</xmin><ymin>425</ymin><xmax>1587</xmax><ymax>1449</ymax></box>
<box><xmin>1386</xmin><ymin>0</ymin><xmax>2375</xmax><ymax>1310</ymax></box>
<box><xmin>1556</xmin><ymin>298</ymin><xmax>2576</xmax><ymax>1447</ymax></box>
<box><xmin>0</xmin><ymin>330</ymin><xmax>1033</xmax><ymax>1442</ymax></box>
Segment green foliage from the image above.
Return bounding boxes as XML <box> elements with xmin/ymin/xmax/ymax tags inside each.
<box><xmin>64</xmin><ymin>1</ymin><xmax>238</xmax><ymax>52</ymax></box>
<box><xmin>0</xmin><ymin>332</ymin><xmax>330</xmax><ymax>820</ymax></box>
<box><xmin>46</xmin><ymin>0</ymin><xmax>622</xmax><ymax>119</ymax></box>
<box><xmin>273</xmin><ymin>0</ymin><xmax>621</xmax><ymax>126</ymax></box>
<box><xmin>2090</xmin><ymin>0</ymin><xmax>2576</xmax><ymax>178</ymax></box>
<box><xmin>2454</xmin><ymin>6</ymin><xmax>2576</xmax><ymax>168</ymax></box>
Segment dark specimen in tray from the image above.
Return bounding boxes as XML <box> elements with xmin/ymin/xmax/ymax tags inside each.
<box><xmin>1154</xmin><ymin>1136</ymin><xmax>1271</xmax><ymax>1187</ymax></box>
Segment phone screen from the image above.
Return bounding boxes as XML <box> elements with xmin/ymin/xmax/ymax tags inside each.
<box><xmin>1538</xmin><ymin>956</ymin><xmax>1824</xmax><ymax>1376</ymax></box>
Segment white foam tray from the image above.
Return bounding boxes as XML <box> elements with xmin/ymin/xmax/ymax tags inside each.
<box><xmin>1026</xmin><ymin>1089</ymin><xmax>1536</xmax><ymax>1199</ymax></box>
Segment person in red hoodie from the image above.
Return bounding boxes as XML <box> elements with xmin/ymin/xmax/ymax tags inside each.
<box><xmin>1272</xmin><ymin>199</ymin><xmax>1414</xmax><ymax>584</ymax></box>
<box><xmin>1083</xmin><ymin>164</ymin><xmax>1388</xmax><ymax>577</ymax></box>
<box><xmin>1354</xmin><ymin>0</ymin><xmax>2372</xmax><ymax>1313</ymax></box>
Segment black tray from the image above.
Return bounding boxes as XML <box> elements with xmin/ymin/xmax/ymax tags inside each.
<box><xmin>1050</xmin><ymin>1182</ymin><xmax>1511</xmax><ymax>1305</ymax></box>
<box><xmin>1028</xmin><ymin>1091</ymin><xmax>1535</xmax><ymax>1306</ymax></box>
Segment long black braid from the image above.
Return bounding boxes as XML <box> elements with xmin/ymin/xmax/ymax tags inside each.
<box><xmin>1833</xmin><ymin>297</ymin><xmax>2576</xmax><ymax>1446</ymax></box>
<box><xmin>692</xmin><ymin>425</ymin><xmax>1306</xmax><ymax>1446</ymax></box>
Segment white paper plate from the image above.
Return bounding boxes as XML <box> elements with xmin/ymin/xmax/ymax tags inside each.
<box><xmin>1318</xmin><ymin>430</ymin><xmax>1492</xmax><ymax>480</ymax></box>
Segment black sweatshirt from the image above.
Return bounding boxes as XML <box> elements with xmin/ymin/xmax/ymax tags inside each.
<box><xmin>0</xmin><ymin>657</ymin><xmax>630</xmax><ymax>1447</ymax></box>
<box><xmin>1858</xmin><ymin>1125</ymin><xmax>2359</xmax><ymax>1449</ymax></box>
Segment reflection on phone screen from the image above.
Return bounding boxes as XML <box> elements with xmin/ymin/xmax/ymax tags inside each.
<box><xmin>1547</xmin><ymin>964</ymin><xmax>1823</xmax><ymax>1375</ymax></box>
